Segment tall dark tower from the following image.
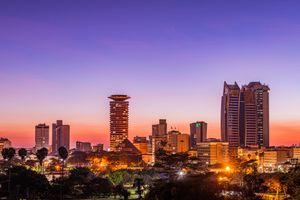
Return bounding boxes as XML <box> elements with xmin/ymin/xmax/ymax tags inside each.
<box><xmin>108</xmin><ymin>95</ymin><xmax>130</xmax><ymax>151</ymax></box>
<box><xmin>221</xmin><ymin>82</ymin><xmax>241</xmax><ymax>147</ymax></box>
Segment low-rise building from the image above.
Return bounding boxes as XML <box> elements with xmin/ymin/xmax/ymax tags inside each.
<box><xmin>76</xmin><ymin>141</ymin><xmax>92</xmax><ymax>152</ymax></box>
<box><xmin>196</xmin><ymin>142</ymin><xmax>229</xmax><ymax>165</ymax></box>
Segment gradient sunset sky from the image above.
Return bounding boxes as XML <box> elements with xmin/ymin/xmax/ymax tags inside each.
<box><xmin>1</xmin><ymin>1</ymin><xmax>300</xmax><ymax>148</ymax></box>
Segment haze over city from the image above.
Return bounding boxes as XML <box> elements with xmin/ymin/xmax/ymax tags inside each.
<box><xmin>1</xmin><ymin>1</ymin><xmax>300</xmax><ymax>148</ymax></box>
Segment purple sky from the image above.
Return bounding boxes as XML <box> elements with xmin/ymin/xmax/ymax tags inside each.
<box><xmin>1</xmin><ymin>1</ymin><xmax>300</xmax><ymax>147</ymax></box>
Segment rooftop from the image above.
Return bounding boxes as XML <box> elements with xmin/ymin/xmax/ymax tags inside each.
<box><xmin>108</xmin><ymin>94</ymin><xmax>130</xmax><ymax>101</ymax></box>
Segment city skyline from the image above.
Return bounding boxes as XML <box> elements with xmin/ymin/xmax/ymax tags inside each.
<box><xmin>1</xmin><ymin>1</ymin><xmax>300</xmax><ymax>148</ymax></box>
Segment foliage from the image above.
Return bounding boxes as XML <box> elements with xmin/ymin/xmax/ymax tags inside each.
<box><xmin>58</xmin><ymin>146</ymin><xmax>68</xmax><ymax>160</ymax></box>
<box><xmin>36</xmin><ymin>147</ymin><xmax>48</xmax><ymax>165</ymax></box>
<box><xmin>109</xmin><ymin>170</ymin><xmax>125</xmax><ymax>185</ymax></box>
<box><xmin>145</xmin><ymin>174</ymin><xmax>222</xmax><ymax>200</ymax></box>
<box><xmin>18</xmin><ymin>148</ymin><xmax>27</xmax><ymax>161</ymax></box>
<box><xmin>1</xmin><ymin>147</ymin><xmax>16</xmax><ymax>161</ymax></box>
<box><xmin>0</xmin><ymin>166</ymin><xmax>50</xmax><ymax>199</ymax></box>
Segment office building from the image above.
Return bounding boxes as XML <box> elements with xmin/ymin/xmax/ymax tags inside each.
<box><xmin>152</xmin><ymin>119</ymin><xmax>167</xmax><ymax>136</ymax></box>
<box><xmin>196</xmin><ymin>142</ymin><xmax>229</xmax><ymax>165</ymax></box>
<box><xmin>52</xmin><ymin>120</ymin><xmax>70</xmax><ymax>154</ymax></box>
<box><xmin>93</xmin><ymin>144</ymin><xmax>104</xmax><ymax>152</ymax></box>
<box><xmin>221</xmin><ymin>81</ymin><xmax>270</xmax><ymax>147</ymax></box>
<box><xmin>190</xmin><ymin>121</ymin><xmax>207</xmax><ymax>149</ymax></box>
<box><xmin>35</xmin><ymin>123</ymin><xmax>49</xmax><ymax>150</ymax></box>
<box><xmin>177</xmin><ymin>133</ymin><xmax>190</xmax><ymax>153</ymax></box>
<box><xmin>76</xmin><ymin>141</ymin><xmax>92</xmax><ymax>152</ymax></box>
<box><xmin>221</xmin><ymin>82</ymin><xmax>241</xmax><ymax>147</ymax></box>
<box><xmin>108</xmin><ymin>95</ymin><xmax>130</xmax><ymax>151</ymax></box>
<box><xmin>242</xmin><ymin>82</ymin><xmax>270</xmax><ymax>147</ymax></box>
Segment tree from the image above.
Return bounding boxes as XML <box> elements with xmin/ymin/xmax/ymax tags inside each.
<box><xmin>1</xmin><ymin>148</ymin><xmax>9</xmax><ymax>160</ymax></box>
<box><xmin>58</xmin><ymin>146</ymin><xmax>68</xmax><ymax>177</ymax></box>
<box><xmin>36</xmin><ymin>148</ymin><xmax>48</xmax><ymax>174</ymax></box>
<box><xmin>145</xmin><ymin>174</ymin><xmax>222</xmax><ymax>200</ymax></box>
<box><xmin>58</xmin><ymin>146</ymin><xmax>69</xmax><ymax>200</ymax></box>
<box><xmin>0</xmin><ymin>166</ymin><xmax>50</xmax><ymax>199</ymax></box>
<box><xmin>134</xmin><ymin>177</ymin><xmax>144</xmax><ymax>199</ymax></box>
<box><xmin>18</xmin><ymin>148</ymin><xmax>27</xmax><ymax>161</ymax></box>
<box><xmin>109</xmin><ymin>170</ymin><xmax>125</xmax><ymax>185</ymax></box>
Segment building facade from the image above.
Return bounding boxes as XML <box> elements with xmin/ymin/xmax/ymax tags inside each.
<box><xmin>190</xmin><ymin>121</ymin><xmax>207</xmax><ymax>149</ymax></box>
<box><xmin>108</xmin><ymin>95</ymin><xmax>130</xmax><ymax>151</ymax></box>
<box><xmin>177</xmin><ymin>133</ymin><xmax>190</xmax><ymax>153</ymax></box>
<box><xmin>35</xmin><ymin>123</ymin><xmax>49</xmax><ymax>150</ymax></box>
<box><xmin>52</xmin><ymin>120</ymin><xmax>70</xmax><ymax>154</ymax></box>
<box><xmin>76</xmin><ymin>141</ymin><xmax>92</xmax><ymax>152</ymax></box>
<box><xmin>133</xmin><ymin>136</ymin><xmax>148</xmax><ymax>154</ymax></box>
<box><xmin>152</xmin><ymin>119</ymin><xmax>167</xmax><ymax>136</ymax></box>
<box><xmin>221</xmin><ymin>82</ymin><xmax>241</xmax><ymax>147</ymax></box>
<box><xmin>196</xmin><ymin>142</ymin><xmax>229</xmax><ymax>165</ymax></box>
<box><xmin>221</xmin><ymin>81</ymin><xmax>270</xmax><ymax>147</ymax></box>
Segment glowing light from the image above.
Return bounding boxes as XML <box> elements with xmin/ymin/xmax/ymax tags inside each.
<box><xmin>225</xmin><ymin>166</ymin><xmax>231</xmax><ymax>172</ymax></box>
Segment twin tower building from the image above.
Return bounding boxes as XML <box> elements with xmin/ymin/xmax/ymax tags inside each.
<box><xmin>221</xmin><ymin>81</ymin><xmax>270</xmax><ymax>148</ymax></box>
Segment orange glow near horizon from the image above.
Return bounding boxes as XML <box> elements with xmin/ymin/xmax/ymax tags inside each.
<box><xmin>1</xmin><ymin>120</ymin><xmax>300</xmax><ymax>148</ymax></box>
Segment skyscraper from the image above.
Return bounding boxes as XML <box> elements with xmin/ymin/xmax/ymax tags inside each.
<box><xmin>52</xmin><ymin>120</ymin><xmax>70</xmax><ymax>154</ymax></box>
<box><xmin>221</xmin><ymin>82</ymin><xmax>241</xmax><ymax>147</ymax></box>
<box><xmin>35</xmin><ymin>123</ymin><xmax>49</xmax><ymax>150</ymax></box>
<box><xmin>190</xmin><ymin>121</ymin><xmax>207</xmax><ymax>149</ymax></box>
<box><xmin>242</xmin><ymin>82</ymin><xmax>270</xmax><ymax>147</ymax></box>
<box><xmin>221</xmin><ymin>81</ymin><xmax>270</xmax><ymax>147</ymax></box>
<box><xmin>108</xmin><ymin>95</ymin><xmax>130</xmax><ymax>151</ymax></box>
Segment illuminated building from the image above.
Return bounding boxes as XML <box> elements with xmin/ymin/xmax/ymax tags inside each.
<box><xmin>166</xmin><ymin>130</ymin><xmax>190</xmax><ymax>153</ymax></box>
<box><xmin>167</xmin><ymin>130</ymin><xmax>181</xmax><ymax>153</ymax></box>
<box><xmin>151</xmin><ymin>119</ymin><xmax>168</xmax><ymax>163</ymax></box>
<box><xmin>152</xmin><ymin>119</ymin><xmax>167</xmax><ymax>136</ymax></box>
<box><xmin>133</xmin><ymin>136</ymin><xmax>148</xmax><ymax>154</ymax></box>
<box><xmin>76</xmin><ymin>141</ymin><xmax>92</xmax><ymax>152</ymax></box>
<box><xmin>190</xmin><ymin>121</ymin><xmax>207</xmax><ymax>148</ymax></box>
<box><xmin>241</xmin><ymin>82</ymin><xmax>270</xmax><ymax>147</ymax></box>
<box><xmin>221</xmin><ymin>82</ymin><xmax>241</xmax><ymax>147</ymax></box>
<box><xmin>35</xmin><ymin>123</ymin><xmax>49</xmax><ymax>150</ymax></box>
<box><xmin>93</xmin><ymin>144</ymin><xmax>104</xmax><ymax>152</ymax></box>
<box><xmin>108</xmin><ymin>95</ymin><xmax>130</xmax><ymax>151</ymax></box>
<box><xmin>52</xmin><ymin>120</ymin><xmax>70</xmax><ymax>154</ymax></box>
<box><xmin>221</xmin><ymin>81</ymin><xmax>270</xmax><ymax>147</ymax></box>
<box><xmin>177</xmin><ymin>134</ymin><xmax>190</xmax><ymax>153</ymax></box>
<box><xmin>292</xmin><ymin>147</ymin><xmax>300</xmax><ymax>160</ymax></box>
<box><xmin>196</xmin><ymin>142</ymin><xmax>229</xmax><ymax>165</ymax></box>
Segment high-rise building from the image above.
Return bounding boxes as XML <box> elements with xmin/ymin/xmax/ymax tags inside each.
<box><xmin>221</xmin><ymin>81</ymin><xmax>270</xmax><ymax>147</ymax></box>
<box><xmin>35</xmin><ymin>123</ymin><xmax>49</xmax><ymax>150</ymax></box>
<box><xmin>190</xmin><ymin>121</ymin><xmax>207</xmax><ymax>149</ymax></box>
<box><xmin>152</xmin><ymin>119</ymin><xmax>167</xmax><ymax>136</ymax></box>
<box><xmin>242</xmin><ymin>82</ymin><xmax>270</xmax><ymax>147</ymax></box>
<box><xmin>108</xmin><ymin>95</ymin><xmax>130</xmax><ymax>151</ymax></box>
<box><xmin>221</xmin><ymin>82</ymin><xmax>241</xmax><ymax>147</ymax></box>
<box><xmin>196</xmin><ymin>142</ymin><xmax>229</xmax><ymax>165</ymax></box>
<box><xmin>52</xmin><ymin>120</ymin><xmax>70</xmax><ymax>154</ymax></box>
<box><xmin>76</xmin><ymin>141</ymin><xmax>92</xmax><ymax>152</ymax></box>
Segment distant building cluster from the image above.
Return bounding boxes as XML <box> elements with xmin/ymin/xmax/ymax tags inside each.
<box><xmin>4</xmin><ymin>81</ymin><xmax>274</xmax><ymax>168</ymax></box>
